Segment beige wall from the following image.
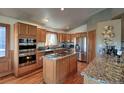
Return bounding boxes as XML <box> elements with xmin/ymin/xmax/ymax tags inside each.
<box><xmin>0</xmin><ymin>15</ymin><xmax>65</xmax><ymax>50</ymax></box>
<box><xmin>96</xmin><ymin>19</ymin><xmax>121</xmax><ymax>54</ymax></box>
<box><xmin>68</xmin><ymin>24</ymin><xmax>87</xmax><ymax>33</ymax></box>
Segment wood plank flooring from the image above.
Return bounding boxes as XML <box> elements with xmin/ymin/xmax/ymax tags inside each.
<box><xmin>0</xmin><ymin>62</ymin><xmax>88</xmax><ymax>84</ymax></box>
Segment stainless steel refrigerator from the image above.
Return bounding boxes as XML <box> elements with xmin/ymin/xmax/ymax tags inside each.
<box><xmin>75</xmin><ymin>36</ymin><xmax>87</xmax><ymax>62</ymax></box>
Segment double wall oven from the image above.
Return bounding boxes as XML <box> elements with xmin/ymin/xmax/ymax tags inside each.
<box><xmin>19</xmin><ymin>38</ymin><xmax>36</xmax><ymax>67</ymax></box>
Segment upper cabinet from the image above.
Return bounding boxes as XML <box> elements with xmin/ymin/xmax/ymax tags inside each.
<box><xmin>57</xmin><ymin>33</ymin><xmax>64</xmax><ymax>42</ymax></box>
<box><xmin>18</xmin><ymin>22</ymin><xmax>28</xmax><ymax>36</ymax></box>
<box><xmin>28</xmin><ymin>25</ymin><xmax>37</xmax><ymax>37</ymax></box>
<box><xmin>37</xmin><ymin>28</ymin><xmax>46</xmax><ymax>42</ymax></box>
<box><xmin>16</xmin><ymin>22</ymin><xmax>37</xmax><ymax>38</ymax></box>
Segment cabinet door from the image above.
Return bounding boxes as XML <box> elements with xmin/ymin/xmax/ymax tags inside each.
<box><xmin>41</xmin><ymin>29</ymin><xmax>46</xmax><ymax>42</ymax></box>
<box><xmin>67</xmin><ymin>34</ymin><xmax>71</xmax><ymax>42</ymax></box>
<box><xmin>37</xmin><ymin>53</ymin><xmax>43</xmax><ymax>67</ymax></box>
<box><xmin>56</xmin><ymin>58</ymin><xmax>69</xmax><ymax>83</ymax></box>
<box><xmin>70</xmin><ymin>34</ymin><xmax>75</xmax><ymax>42</ymax></box>
<box><xmin>62</xmin><ymin>57</ymin><xmax>69</xmax><ymax>78</ymax></box>
<box><xmin>69</xmin><ymin>54</ymin><xmax>77</xmax><ymax>74</ymax></box>
<box><xmin>59</xmin><ymin>33</ymin><xmax>63</xmax><ymax>42</ymax></box>
<box><xmin>18</xmin><ymin>23</ymin><xmax>28</xmax><ymax>36</ymax></box>
<box><xmin>28</xmin><ymin>25</ymin><xmax>37</xmax><ymax>37</ymax></box>
<box><xmin>37</xmin><ymin>28</ymin><xmax>42</xmax><ymax>42</ymax></box>
<box><xmin>56</xmin><ymin>59</ymin><xmax>64</xmax><ymax>83</ymax></box>
<box><xmin>88</xmin><ymin>30</ymin><xmax>96</xmax><ymax>63</ymax></box>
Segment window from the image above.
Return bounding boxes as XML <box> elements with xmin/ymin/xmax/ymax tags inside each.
<box><xmin>0</xmin><ymin>27</ymin><xmax>6</xmax><ymax>57</ymax></box>
<box><xmin>0</xmin><ymin>23</ymin><xmax>10</xmax><ymax>58</ymax></box>
<box><xmin>45</xmin><ymin>33</ymin><xmax>57</xmax><ymax>46</ymax></box>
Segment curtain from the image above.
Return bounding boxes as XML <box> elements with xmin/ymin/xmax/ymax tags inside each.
<box><xmin>45</xmin><ymin>33</ymin><xmax>57</xmax><ymax>46</ymax></box>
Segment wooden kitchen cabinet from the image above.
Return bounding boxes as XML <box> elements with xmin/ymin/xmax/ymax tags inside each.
<box><xmin>18</xmin><ymin>22</ymin><xmax>28</xmax><ymax>36</ymax></box>
<box><xmin>69</xmin><ymin>54</ymin><xmax>77</xmax><ymax>74</ymax></box>
<box><xmin>41</xmin><ymin>29</ymin><xmax>46</xmax><ymax>42</ymax></box>
<box><xmin>28</xmin><ymin>25</ymin><xmax>37</xmax><ymax>37</ymax></box>
<box><xmin>56</xmin><ymin>57</ymin><xmax>69</xmax><ymax>83</ymax></box>
<box><xmin>62</xmin><ymin>34</ymin><xmax>66</xmax><ymax>42</ymax></box>
<box><xmin>36</xmin><ymin>52</ymin><xmax>43</xmax><ymax>68</ymax></box>
<box><xmin>43</xmin><ymin>53</ymin><xmax>77</xmax><ymax>84</ymax></box>
<box><xmin>14</xmin><ymin>22</ymin><xmax>38</xmax><ymax>77</ymax></box>
<box><xmin>16</xmin><ymin>22</ymin><xmax>37</xmax><ymax>38</ymax></box>
<box><xmin>70</xmin><ymin>34</ymin><xmax>75</xmax><ymax>42</ymax></box>
<box><xmin>57</xmin><ymin>33</ymin><xmax>72</xmax><ymax>42</ymax></box>
<box><xmin>88</xmin><ymin>30</ymin><xmax>96</xmax><ymax>63</ymax></box>
<box><xmin>65</xmin><ymin>34</ymin><xmax>71</xmax><ymax>42</ymax></box>
<box><xmin>37</xmin><ymin>28</ymin><xmax>46</xmax><ymax>42</ymax></box>
<box><xmin>37</xmin><ymin>28</ymin><xmax>42</xmax><ymax>42</ymax></box>
<box><xmin>57</xmin><ymin>33</ymin><xmax>64</xmax><ymax>42</ymax></box>
<box><xmin>57</xmin><ymin>33</ymin><xmax>60</xmax><ymax>42</ymax></box>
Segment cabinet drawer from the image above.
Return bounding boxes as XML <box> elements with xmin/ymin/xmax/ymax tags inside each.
<box><xmin>18</xmin><ymin>63</ymin><xmax>37</xmax><ymax>76</ymax></box>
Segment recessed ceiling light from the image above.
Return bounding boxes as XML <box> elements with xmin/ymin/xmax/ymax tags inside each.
<box><xmin>42</xmin><ymin>17</ymin><xmax>48</xmax><ymax>23</ymax></box>
<box><xmin>66</xmin><ymin>26</ymin><xmax>70</xmax><ymax>29</ymax></box>
<box><xmin>60</xmin><ymin>8</ymin><xmax>64</xmax><ymax>11</ymax></box>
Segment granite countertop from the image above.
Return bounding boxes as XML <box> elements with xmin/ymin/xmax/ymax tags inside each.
<box><xmin>43</xmin><ymin>52</ymin><xmax>76</xmax><ymax>60</ymax></box>
<box><xmin>81</xmin><ymin>55</ymin><xmax>124</xmax><ymax>84</ymax></box>
<box><xmin>37</xmin><ymin>48</ymin><xmax>66</xmax><ymax>53</ymax></box>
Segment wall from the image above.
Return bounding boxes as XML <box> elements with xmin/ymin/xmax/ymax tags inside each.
<box><xmin>0</xmin><ymin>15</ymin><xmax>65</xmax><ymax>50</ymax></box>
<box><xmin>68</xmin><ymin>24</ymin><xmax>87</xmax><ymax>33</ymax></box>
<box><xmin>96</xmin><ymin>19</ymin><xmax>121</xmax><ymax>54</ymax></box>
<box><xmin>86</xmin><ymin>8</ymin><xmax>124</xmax><ymax>31</ymax></box>
<box><xmin>86</xmin><ymin>9</ymin><xmax>112</xmax><ymax>31</ymax></box>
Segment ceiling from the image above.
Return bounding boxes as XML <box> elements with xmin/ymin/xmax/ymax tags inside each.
<box><xmin>0</xmin><ymin>8</ymin><xmax>105</xmax><ymax>31</ymax></box>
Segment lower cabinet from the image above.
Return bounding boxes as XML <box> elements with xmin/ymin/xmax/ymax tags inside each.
<box><xmin>56</xmin><ymin>57</ymin><xmax>69</xmax><ymax>83</ymax></box>
<box><xmin>69</xmin><ymin>54</ymin><xmax>77</xmax><ymax>74</ymax></box>
<box><xmin>43</xmin><ymin>53</ymin><xmax>77</xmax><ymax>84</ymax></box>
<box><xmin>36</xmin><ymin>52</ymin><xmax>43</xmax><ymax>68</ymax></box>
<box><xmin>18</xmin><ymin>63</ymin><xmax>37</xmax><ymax>76</ymax></box>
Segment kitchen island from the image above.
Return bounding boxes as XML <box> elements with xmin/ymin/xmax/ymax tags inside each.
<box><xmin>43</xmin><ymin>52</ymin><xmax>77</xmax><ymax>84</ymax></box>
<box><xmin>81</xmin><ymin>55</ymin><xmax>124</xmax><ymax>84</ymax></box>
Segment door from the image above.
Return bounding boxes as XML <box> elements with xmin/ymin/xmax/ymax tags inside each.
<box><xmin>0</xmin><ymin>23</ymin><xmax>10</xmax><ymax>74</ymax></box>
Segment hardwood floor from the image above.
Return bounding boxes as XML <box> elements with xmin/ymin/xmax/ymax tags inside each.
<box><xmin>0</xmin><ymin>62</ymin><xmax>88</xmax><ymax>84</ymax></box>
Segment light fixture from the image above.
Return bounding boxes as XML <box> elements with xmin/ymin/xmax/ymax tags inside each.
<box><xmin>42</xmin><ymin>17</ymin><xmax>49</xmax><ymax>23</ymax></box>
<box><xmin>60</xmin><ymin>8</ymin><xmax>64</xmax><ymax>11</ymax></box>
<box><xmin>66</xmin><ymin>26</ymin><xmax>70</xmax><ymax>30</ymax></box>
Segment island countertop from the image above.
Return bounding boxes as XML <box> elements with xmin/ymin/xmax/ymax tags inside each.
<box><xmin>81</xmin><ymin>56</ymin><xmax>124</xmax><ymax>84</ymax></box>
<box><xmin>43</xmin><ymin>52</ymin><xmax>77</xmax><ymax>60</ymax></box>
